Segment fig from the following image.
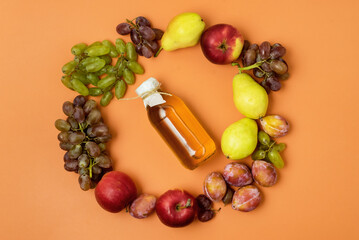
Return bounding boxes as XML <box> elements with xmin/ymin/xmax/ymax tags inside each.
<box><xmin>203</xmin><ymin>172</ymin><xmax>227</xmax><ymax>202</ymax></box>
<box><xmin>259</xmin><ymin>115</ymin><xmax>289</xmax><ymax>138</ymax></box>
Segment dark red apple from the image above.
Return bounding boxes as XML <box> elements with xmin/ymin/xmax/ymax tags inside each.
<box><xmin>156</xmin><ymin>189</ymin><xmax>197</xmax><ymax>228</ymax></box>
<box><xmin>200</xmin><ymin>24</ymin><xmax>244</xmax><ymax>64</ymax></box>
<box><xmin>95</xmin><ymin>171</ymin><xmax>137</xmax><ymax>213</ymax></box>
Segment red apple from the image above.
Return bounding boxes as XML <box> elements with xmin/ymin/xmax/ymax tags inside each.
<box><xmin>156</xmin><ymin>189</ymin><xmax>197</xmax><ymax>228</ymax></box>
<box><xmin>200</xmin><ymin>24</ymin><xmax>244</xmax><ymax>64</ymax></box>
<box><xmin>95</xmin><ymin>171</ymin><xmax>137</xmax><ymax>213</ymax></box>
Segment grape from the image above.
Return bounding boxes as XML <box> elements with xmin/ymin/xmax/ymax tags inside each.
<box><xmin>60</xmin><ymin>142</ymin><xmax>73</xmax><ymax>151</ymax></box>
<box><xmin>57</xmin><ymin>132</ymin><xmax>70</xmax><ymax>143</ymax></box>
<box><xmin>270</xmin><ymin>45</ymin><xmax>286</xmax><ymax>59</ymax></box>
<box><xmin>136</xmin><ymin>16</ymin><xmax>151</xmax><ymax>27</ymax></box>
<box><xmin>259</xmin><ymin>41</ymin><xmax>271</xmax><ymax>60</ymax></box>
<box><xmin>268</xmin><ymin>149</ymin><xmax>284</xmax><ymax>169</ymax></box>
<box><xmin>278</xmin><ymin>72</ymin><xmax>290</xmax><ymax>80</ymax></box>
<box><xmin>196</xmin><ymin>194</ymin><xmax>212</xmax><ymax>210</ymax></box>
<box><xmin>68</xmin><ymin>132</ymin><xmax>85</xmax><ymax>145</ymax></box>
<box><xmin>73</xmin><ymin>95</ymin><xmax>86</xmax><ymax>107</ymax></box>
<box><xmin>55</xmin><ymin>119</ymin><xmax>71</xmax><ymax>132</ymax></box>
<box><xmin>130</xmin><ymin>29</ymin><xmax>141</xmax><ymax>45</ymax></box>
<box><xmin>85</xmin><ymin>141</ymin><xmax>101</xmax><ymax>157</ymax></box>
<box><xmin>259</xmin><ymin>144</ymin><xmax>269</xmax><ymax>150</ymax></box>
<box><xmin>135</xmin><ymin>44</ymin><xmax>143</xmax><ymax>56</ymax></box>
<box><xmin>73</xmin><ymin>106</ymin><xmax>85</xmax><ymax>123</ymax></box>
<box><xmin>78</xmin><ymin>154</ymin><xmax>89</xmax><ymax>168</ymax></box>
<box><xmin>64</xmin><ymin>151</ymin><xmax>71</xmax><ymax>161</ymax></box>
<box><xmin>94</xmin><ymin>154</ymin><xmax>111</xmax><ymax>168</ymax></box>
<box><xmin>96</xmin><ymin>134</ymin><xmax>112</xmax><ymax>143</ymax></box>
<box><xmin>139</xmin><ymin>26</ymin><xmax>155</xmax><ymax>41</ymax></box>
<box><xmin>83</xmin><ymin>99</ymin><xmax>96</xmax><ymax>114</ymax></box>
<box><xmin>100</xmin><ymin>91</ymin><xmax>113</xmax><ymax>107</ymax></box>
<box><xmin>145</xmin><ymin>40</ymin><xmax>159</xmax><ymax>53</ymax></box>
<box><xmin>253</xmin><ymin>68</ymin><xmax>265</xmax><ymax>78</ymax></box>
<box><xmin>98</xmin><ymin>143</ymin><xmax>106</xmax><ymax>151</ymax></box>
<box><xmin>152</xmin><ymin>28</ymin><xmax>164</xmax><ymax>40</ymax></box>
<box><xmin>198</xmin><ymin>210</ymin><xmax>214</xmax><ymax>222</ymax></box>
<box><xmin>71</xmin><ymin>43</ymin><xmax>87</xmax><ymax>56</ymax></box>
<box><xmin>78</xmin><ymin>167</ymin><xmax>89</xmax><ymax>176</ymax></box>
<box><xmin>79</xmin><ymin>175</ymin><xmax>91</xmax><ymax>191</ymax></box>
<box><xmin>86</xmin><ymin>108</ymin><xmax>101</xmax><ymax>126</ymax></box>
<box><xmin>248</xmin><ymin>43</ymin><xmax>259</xmax><ymax>51</ymax></box>
<box><xmin>267</xmin><ymin>76</ymin><xmax>281</xmax><ymax>91</ymax></box>
<box><xmin>240</xmin><ymin>40</ymin><xmax>250</xmax><ymax>57</ymax></box>
<box><xmin>243</xmin><ymin>49</ymin><xmax>256</xmax><ymax>66</ymax></box>
<box><xmin>126</xmin><ymin>42</ymin><xmax>137</xmax><ymax>61</ymax></box>
<box><xmin>222</xmin><ymin>187</ymin><xmax>234</xmax><ymax>205</ymax></box>
<box><xmin>261</xmin><ymin>62</ymin><xmax>272</xmax><ymax>72</ymax></box>
<box><xmin>273</xmin><ymin>143</ymin><xmax>286</xmax><ymax>152</ymax></box>
<box><xmin>260</xmin><ymin>79</ymin><xmax>271</xmax><ymax>93</ymax></box>
<box><xmin>68</xmin><ymin>144</ymin><xmax>82</xmax><ymax>159</ymax></box>
<box><xmin>141</xmin><ymin>44</ymin><xmax>154</xmax><ymax>58</ymax></box>
<box><xmin>116</xmin><ymin>23</ymin><xmax>132</xmax><ymax>35</ymax></box>
<box><xmin>92</xmin><ymin>165</ymin><xmax>102</xmax><ymax>175</ymax></box>
<box><xmin>258</xmin><ymin>131</ymin><xmax>270</xmax><ymax>145</ymax></box>
<box><xmin>251</xmin><ymin>149</ymin><xmax>267</xmax><ymax>160</ymax></box>
<box><xmin>67</xmin><ymin>117</ymin><xmax>78</xmax><ymax>130</ymax></box>
<box><xmin>64</xmin><ymin>159</ymin><xmax>78</xmax><ymax>172</ymax></box>
<box><xmin>62</xmin><ymin>101</ymin><xmax>74</xmax><ymax>116</ymax></box>
<box><xmin>270</xmin><ymin>60</ymin><xmax>288</xmax><ymax>75</ymax></box>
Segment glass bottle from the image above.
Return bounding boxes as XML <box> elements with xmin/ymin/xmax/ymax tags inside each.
<box><xmin>136</xmin><ymin>78</ymin><xmax>216</xmax><ymax>170</ymax></box>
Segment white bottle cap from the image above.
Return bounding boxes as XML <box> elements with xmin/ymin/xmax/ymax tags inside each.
<box><xmin>135</xmin><ymin>77</ymin><xmax>160</xmax><ymax>97</ymax></box>
<box><xmin>135</xmin><ymin>77</ymin><xmax>166</xmax><ymax>107</ymax></box>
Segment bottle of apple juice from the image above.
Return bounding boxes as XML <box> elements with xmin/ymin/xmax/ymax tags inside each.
<box><xmin>136</xmin><ymin>78</ymin><xmax>216</xmax><ymax>170</ymax></box>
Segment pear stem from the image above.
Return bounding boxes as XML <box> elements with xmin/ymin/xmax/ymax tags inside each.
<box><xmin>154</xmin><ymin>47</ymin><xmax>163</xmax><ymax>57</ymax></box>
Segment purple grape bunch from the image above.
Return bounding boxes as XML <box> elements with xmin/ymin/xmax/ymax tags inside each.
<box><xmin>116</xmin><ymin>16</ymin><xmax>164</xmax><ymax>58</ymax></box>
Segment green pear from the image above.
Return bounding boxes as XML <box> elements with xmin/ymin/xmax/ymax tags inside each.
<box><xmin>233</xmin><ymin>73</ymin><xmax>268</xmax><ymax>119</ymax></box>
<box><xmin>221</xmin><ymin>118</ymin><xmax>258</xmax><ymax>160</ymax></box>
<box><xmin>161</xmin><ymin>12</ymin><xmax>205</xmax><ymax>51</ymax></box>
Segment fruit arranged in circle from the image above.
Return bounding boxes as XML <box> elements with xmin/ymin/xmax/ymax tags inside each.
<box><xmin>161</xmin><ymin>12</ymin><xmax>205</xmax><ymax>51</ymax></box>
<box><xmin>129</xmin><ymin>193</ymin><xmax>157</xmax><ymax>219</ymax></box>
<box><xmin>223</xmin><ymin>162</ymin><xmax>253</xmax><ymax>187</ymax></box>
<box><xmin>260</xmin><ymin>115</ymin><xmax>289</xmax><ymax>138</ymax></box>
<box><xmin>203</xmin><ymin>172</ymin><xmax>227</xmax><ymax>202</ymax></box>
<box><xmin>232</xmin><ymin>185</ymin><xmax>261</xmax><ymax>212</ymax></box>
<box><xmin>155</xmin><ymin>189</ymin><xmax>197</xmax><ymax>228</ymax></box>
<box><xmin>95</xmin><ymin>171</ymin><xmax>137</xmax><ymax>213</ymax></box>
<box><xmin>252</xmin><ymin>160</ymin><xmax>278</xmax><ymax>187</ymax></box>
<box><xmin>221</xmin><ymin>118</ymin><xmax>258</xmax><ymax>160</ymax></box>
<box><xmin>200</xmin><ymin>24</ymin><xmax>244</xmax><ymax>64</ymax></box>
<box><xmin>233</xmin><ymin>73</ymin><xmax>268</xmax><ymax>119</ymax></box>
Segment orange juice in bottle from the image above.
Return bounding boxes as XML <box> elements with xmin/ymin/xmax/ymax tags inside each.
<box><xmin>136</xmin><ymin>78</ymin><xmax>216</xmax><ymax>170</ymax></box>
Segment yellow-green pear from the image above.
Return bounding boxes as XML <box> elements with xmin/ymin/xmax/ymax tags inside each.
<box><xmin>161</xmin><ymin>12</ymin><xmax>205</xmax><ymax>51</ymax></box>
<box><xmin>221</xmin><ymin>118</ymin><xmax>258</xmax><ymax>160</ymax></box>
<box><xmin>233</xmin><ymin>73</ymin><xmax>268</xmax><ymax>119</ymax></box>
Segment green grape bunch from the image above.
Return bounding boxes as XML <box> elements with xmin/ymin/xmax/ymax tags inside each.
<box><xmin>251</xmin><ymin>130</ymin><xmax>286</xmax><ymax>169</ymax></box>
<box><xmin>61</xmin><ymin>39</ymin><xmax>145</xmax><ymax>106</ymax></box>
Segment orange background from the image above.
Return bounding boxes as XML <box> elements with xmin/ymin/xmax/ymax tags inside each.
<box><xmin>1</xmin><ymin>0</ymin><xmax>358</xmax><ymax>239</ymax></box>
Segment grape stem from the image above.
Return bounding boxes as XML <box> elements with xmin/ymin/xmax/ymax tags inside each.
<box><xmin>232</xmin><ymin>60</ymin><xmax>266</xmax><ymax>74</ymax></box>
<box><xmin>126</xmin><ymin>19</ymin><xmax>137</xmax><ymax>29</ymax></box>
